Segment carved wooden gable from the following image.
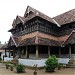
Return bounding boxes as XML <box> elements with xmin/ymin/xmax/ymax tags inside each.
<box><xmin>8</xmin><ymin>37</ymin><xmax>15</xmax><ymax>47</ymax></box>
<box><xmin>24</xmin><ymin>6</ymin><xmax>34</xmax><ymax>18</ymax></box>
<box><xmin>12</xmin><ymin>16</ymin><xmax>24</xmax><ymax>28</ymax></box>
<box><xmin>63</xmin><ymin>32</ymin><xmax>75</xmax><ymax>45</ymax></box>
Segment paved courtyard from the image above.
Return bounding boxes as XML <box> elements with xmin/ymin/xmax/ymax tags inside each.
<box><xmin>0</xmin><ymin>63</ymin><xmax>75</xmax><ymax>75</ymax></box>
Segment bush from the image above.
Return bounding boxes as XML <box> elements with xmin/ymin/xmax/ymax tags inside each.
<box><xmin>16</xmin><ymin>64</ymin><xmax>25</xmax><ymax>73</ymax></box>
<box><xmin>45</xmin><ymin>55</ymin><xmax>58</xmax><ymax>72</ymax></box>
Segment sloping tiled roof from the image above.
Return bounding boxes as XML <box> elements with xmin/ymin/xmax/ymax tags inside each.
<box><xmin>53</xmin><ymin>9</ymin><xmax>75</xmax><ymax>25</ymax></box>
<box><xmin>23</xmin><ymin>6</ymin><xmax>55</xmax><ymax>24</ymax></box>
<box><xmin>18</xmin><ymin>31</ymin><xmax>59</xmax><ymax>42</ymax></box>
<box><xmin>7</xmin><ymin>30</ymin><xmax>75</xmax><ymax>47</ymax></box>
<box><xmin>7</xmin><ymin>32</ymin><xmax>61</xmax><ymax>47</ymax></box>
<box><xmin>19</xmin><ymin>36</ymin><xmax>60</xmax><ymax>46</ymax></box>
<box><xmin>62</xmin><ymin>30</ymin><xmax>75</xmax><ymax>45</ymax></box>
<box><xmin>11</xmin><ymin>6</ymin><xmax>56</xmax><ymax>29</ymax></box>
<box><xmin>38</xmin><ymin>37</ymin><xmax>60</xmax><ymax>46</ymax></box>
<box><xmin>12</xmin><ymin>16</ymin><xmax>24</xmax><ymax>28</ymax></box>
<box><xmin>19</xmin><ymin>37</ymin><xmax>36</xmax><ymax>46</ymax></box>
<box><xmin>8</xmin><ymin>36</ymin><xmax>19</xmax><ymax>47</ymax></box>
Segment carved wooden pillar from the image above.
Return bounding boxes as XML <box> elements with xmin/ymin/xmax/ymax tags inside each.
<box><xmin>18</xmin><ymin>49</ymin><xmax>21</xmax><ymax>58</ymax></box>
<box><xmin>13</xmin><ymin>49</ymin><xmax>15</xmax><ymax>58</ymax></box>
<box><xmin>69</xmin><ymin>45</ymin><xmax>71</xmax><ymax>59</ymax></box>
<box><xmin>5</xmin><ymin>49</ymin><xmax>7</xmax><ymax>57</ymax></box>
<box><xmin>26</xmin><ymin>46</ymin><xmax>29</xmax><ymax>58</ymax></box>
<box><xmin>74</xmin><ymin>45</ymin><xmax>75</xmax><ymax>53</ymax></box>
<box><xmin>9</xmin><ymin>49</ymin><xmax>11</xmax><ymax>58</ymax></box>
<box><xmin>48</xmin><ymin>46</ymin><xmax>50</xmax><ymax>56</ymax></box>
<box><xmin>59</xmin><ymin>47</ymin><xmax>61</xmax><ymax>58</ymax></box>
<box><xmin>36</xmin><ymin>45</ymin><xmax>39</xmax><ymax>59</ymax></box>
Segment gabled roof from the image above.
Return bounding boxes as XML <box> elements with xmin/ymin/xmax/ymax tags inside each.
<box><xmin>12</xmin><ymin>16</ymin><xmax>24</xmax><ymax>28</ymax></box>
<box><xmin>53</xmin><ymin>9</ymin><xmax>75</xmax><ymax>26</ymax></box>
<box><xmin>9</xmin><ymin>6</ymin><xmax>57</xmax><ymax>32</ymax></box>
<box><xmin>62</xmin><ymin>30</ymin><xmax>75</xmax><ymax>45</ymax></box>
<box><xmin>23</xmin><ymin>6</ymin><xmax>56</xmax><ymax>24</ymax></box>
<box><xmin>9</xmin><ymin>16</ymin><xmax>25</xmax><ymax>32</ymax></box>
<box><xmin>8</xmin><ymin>36</ymin><xmax>18</xmax><ymax>47</ymax></box>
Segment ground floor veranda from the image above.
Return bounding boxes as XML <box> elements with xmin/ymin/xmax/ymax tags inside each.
<box><xmin>3</xmin><ymin>44</ymin><xmax>75</xmax><ymax>67</ymax></box>
<box><xmin>4</xmin><ymin>44</ymin><xmax>75</xmax><ymax>59</ymax></box>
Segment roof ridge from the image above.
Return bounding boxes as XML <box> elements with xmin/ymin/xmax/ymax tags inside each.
<box><xmin>53</xmin><ymin>8</ymin><xmax>75</xmax><ymax>18</ymax></box>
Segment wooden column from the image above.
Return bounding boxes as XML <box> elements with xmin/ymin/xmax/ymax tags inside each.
<box><xmin>59</xmin><ymin>47</ymin><xmax>61</xmax><ymax>58</ymax></box>
<box><xmin>69</xmin><ymin>45</ymin><xmax>71</xmax><ymax>59</ymax></box>
<box><xmin>9</xmin><ymin>49</ymin><xmax>11</xmax><ymax>58</ymax></box>
<box><xmin>26</xmin><ymin>46</ymin><xmax>29</xmax><ymax>58</ymax></box>
<box><xmin>18</xmin><ymin>49</ymin><xmax>21</xmax><ymax>58</ymax></box>
<box><xmin>5</xmin><ymin>49</ymin><xmax>7</xmax><ymax>57</ymax></box>
<box><xmin>13</xmin><ymin>49</ymin><xmax>15</xmax><ymax>58</ymax></box>
<box><xmin>48</xmin><ymin>46</ymin><xmax>50</xmax><ymax>56</ymax></box>
<box><xmin>74</xmin><ymin>45</ymin><xmax>75</xmax><ymax>53</ymax></box>
<box><xmin>36</xmin><ymin>45</ymin><xmax>39</xmax><ymax>59</ymax></box>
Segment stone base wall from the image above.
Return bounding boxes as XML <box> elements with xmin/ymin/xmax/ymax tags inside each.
<box><xmin>4</xmin><ymin>57</ymin><xmax>70</xmax><ymax>67</ymax></box>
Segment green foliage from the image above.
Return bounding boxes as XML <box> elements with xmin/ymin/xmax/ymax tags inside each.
<box><xmin>45</xmin><ymin>55</ymin><xmax>58</xmax><ymax>72</ymax></box>
<box><xmin>16</xmin><ymin>64</ymin><xmax>25</xmax><ymax>73</ymax></box>
<box><xmin>5</xmin><ymin>61</ymin><xmax>14</xmax><ymax>69</ymax></box>
<box><xmin>0</xmin><ymin>58</ymin><xmax>2</xmax><ymax>61</ymax></box>
<box><xmin>5</xmin><ymin>61</ymin><xmax>12</xmax><ymax>65</ymax></box>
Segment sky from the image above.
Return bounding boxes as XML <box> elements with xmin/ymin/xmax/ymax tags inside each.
<box><xmin>0</xmin><ymin>0</ymin><xmax>75</xmax><ymax>44</ymax></box>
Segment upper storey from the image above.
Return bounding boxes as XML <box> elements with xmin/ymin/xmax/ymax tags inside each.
<box><xmin>8</xmin><ymin>6</ymin><xmax>59</xmax><ymax>37</ymax></box>
<box><xmin>53</xmin><ymin>9</ymin><xmax>75</xmax><ymax>36</ymax></box>
<box><xmin>8</xmin><ymin>6</ymin><xmax>75</xmax><ymax>37</ymax></box>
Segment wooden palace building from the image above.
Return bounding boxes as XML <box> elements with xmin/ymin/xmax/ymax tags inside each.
<box><xmin>3</xmin><ymin>6</ymin><xmax>75</xmax><ymax>60</ymax></box>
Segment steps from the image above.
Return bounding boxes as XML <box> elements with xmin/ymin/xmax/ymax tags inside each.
<box><xmin>66</xmin><ymin>64</ymin><xmax>75</xmax><ymax>68</ymax></box>
<box><xmin>66</xmin><ymin>59</ymin><xmax>75</xmax><ymax>68</ymax></box>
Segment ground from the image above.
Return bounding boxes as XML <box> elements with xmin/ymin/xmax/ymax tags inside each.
<box><xmin>0</xmin><ymin>63</ymin><xmax>75</xmax><ymax>75</ymax></box>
